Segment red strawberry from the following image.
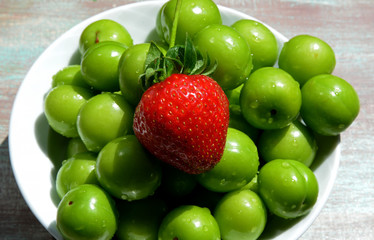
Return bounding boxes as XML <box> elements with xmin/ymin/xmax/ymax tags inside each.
<box><xmin>133</xmin><ymin>73</ymin><xmax>229</xmax><ymax>174</ymax></box>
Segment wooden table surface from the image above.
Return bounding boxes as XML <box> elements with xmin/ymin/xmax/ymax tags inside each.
<box><xmin>1</xmin><ymin>0</ymin><xmax>373</xmax><ymax>239</ymax></box>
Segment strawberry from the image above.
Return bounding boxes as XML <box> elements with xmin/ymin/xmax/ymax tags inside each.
<box><xmin>133</xmin><ymin>0</ymin><xmax>229</xmax><ymax>174</ymax></box>
<box><xmin>133</xmin><ymin>73</ymin><xmax>229</xmax><ymax>174</ymax></box>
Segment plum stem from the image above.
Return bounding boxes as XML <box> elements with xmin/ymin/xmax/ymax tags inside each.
<box><xmin>169</xmin><ymin>0</ymin><xmax>182</xmax><ymax>48</ymax></box>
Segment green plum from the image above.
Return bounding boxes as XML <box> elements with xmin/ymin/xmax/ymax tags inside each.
<box><xmin>81</xmin><ymin>41</ymin><xmax>128</xmax><ymax>92</ymax></box>
<box><xmin>194</xmin><ymin>24</ymin><xmax>253</xmax><ymax>90</ymax></box>
<box><xmin>77</xmin><ymin>92</ymin><xmax>134</xmax><ymax>152</ymax></box>
<box><xmin>57</xmin><ymin>184</ymin><xmax>117</xmax><ymax>240</ymax></box>
<box><xmin>119</xmin><ymin>43</ymin><xmax>150</xmax><ymax>106</ymax></box>
<box><xmin>278</xmin><ymin>34</ymin><xmax>336</xmax><ymax>86</ymax></box>
<box><xmin>116</xmin><ymin>197</ymin><xmax>167</xmax><ymax>240</ymax></box>
<box><xmin>197</xmin><ymin>128</ymin><xmax>259</xmax><ymax>192</ymax></box>
<box><xmin>158</xmin><ymin>205</ymin><xmax>220</xmax><ymax>240</ymax></box>
<box><xmin>96</xmin><ymin>135</ymin><xmax>162</xmax><ymax>201</ymax></box>
<box><xmin>301</xmin><ymin>74</ymin><xmax>360</xmax><ymax>136</ymax></box>
<box><xmin>44</xmin><ymin>85</ymin><xmax>94</xmax><ymax>138</ymax></box>
<box><xmin>158</xmin><ymin>0</ymin><xmax>222</xmax><ymax>45</ymax></box>
<box><xmin>79</xmin><ymin>19</ymin><xmax>133</xmax><ymax>55</ymax></box>
<box><xmin>258</xmin><ymin>159</ymin><xmax>319</xmax><ymax>219</ymax></box>
<box><xmin>258</xmin><ymin>120</ymin><xmax>318</xmax><ymax>167</ymax></box>
<box><xmin>66</xmin><ymin>137</ymin><xmax>89</xmax><ymax>158</ymax></box>
<box><xmin>56</xmin><ymin>152</ymin><xmax>98</xmax><ymax>199</ymax></box>
<box><xmin>214</xmin><ymin>189</ymin><xmax>267</xmax><ymax>240</ymax></box>
<box><xmin>240</xmin><ymin>67</ymin><xmax>302</xmax><ymax>130</ymax></box>
<box><xmin>231</xmin><ymin>19</ymin><xmax>278</xmax><ymax>72</ymax></box>
<box><xmin>52</xmin><ymin>65</ymin><xmax>91</xmax><ymax>89</ymax></box>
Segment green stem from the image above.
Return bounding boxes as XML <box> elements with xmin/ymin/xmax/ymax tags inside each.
<box><xmin>169</xmin><ymin>0</ymin><xmax>182</xmax><ymax>48</ymax></box>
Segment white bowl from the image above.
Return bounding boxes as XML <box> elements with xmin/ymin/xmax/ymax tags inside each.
<box><xmin>9</xmin><ymin>1</ymin><xmax>340</xmax><ymax>239</ymax></box>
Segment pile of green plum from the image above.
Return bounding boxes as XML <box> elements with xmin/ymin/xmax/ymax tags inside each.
<box><xmin>43</xmin><ymin>0</ymin><xmax>360</xmax><ymax>239</ymax></box>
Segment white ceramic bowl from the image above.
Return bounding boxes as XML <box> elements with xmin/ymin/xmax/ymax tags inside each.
<box><xmin>9</xmin><ymin>0</ymin><xmax>340</xmax><ymax>239</ymax></box>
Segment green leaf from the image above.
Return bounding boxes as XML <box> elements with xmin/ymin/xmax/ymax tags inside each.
<box><xmin>201</xmin><ymin>56</ymin><xmax>218</xmax><ymax>76</ymax></box>
<box><xmin>190</xmin><ymin>49</ymin><xmax>205</xmax><ymax>75</ymax></box>
<box><xmin>163</xmin><ymin>58</ymin><xmax>176</xmax><ymax>79</ymax></box>
<box><xmin>166</xmin><ymin>45</ymin><xmax>184</xmax><ymax>71</ymax></box>
<box><xmin>139</xmin><ymin>32</ymin><xmax>218</xmax><ymax>90</ymax></box>
<box><xmin>183</xmin><ymin>35</ymin><xmax>197</xmax><ymax>74</ymax></box>
<box><xmin>144</xmin><ymin>42</ymin><xmax>163</xmax><ymax>68</ymax></box>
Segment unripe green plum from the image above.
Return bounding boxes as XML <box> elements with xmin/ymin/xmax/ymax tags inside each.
<box><xmin>214</xmin><ymin>189</ymin><xmax>267</xmax><ymax>240</ymax></box>
<box><xmin>278</xmin><ymin>34</ymin><xmax>336</xmax><ymax>86</ymax></box>
<box><xmin>79</xmin><ymin>19</ymin><xmax>133</xmax><ymax>55</ymax></box>
<box><xmin>96</xmin><ymin>135</ymin><xmax>162</xmax><ymax>201</ymax></box>
<box><xmin>258</xmin><ymin>159</ymin><xmax>319</xmax><ymax>219</ymax></box>
<box><xmin>158</xmin><ymin>205</ymin><xmax>221</xmax><ymax>240</ymax></box>
<box><xmin>197</xmin><ymin>128</ymin><xmax>259</xmax><ymax>192</ymax></box>
<box><xmin>52</xmin><ymin>65</ymin><xmax>91</xmax><ymax>89</ymax></box>
<box><xmin>158</xmin><ymin>0</ymin><xmax>222</xmax><ymax>45</ymax></box>
<box><xmin>240</xmin><ymin>67</ymin><xmax>301</xmax><ymax>130</ymax></box>
<box><xmin>300</xmin><ymin>74</ymin><xmax>360</xmax><ymax>136</ymax></box>
<box><xmin>44</xmin><ymin>85</ymin><xmax>94</xmax><ymax>138</ymax></box>
<box><xmin>57</xmin><ymin>184</ymin><xmax>117</xmax><ymax>240</ymax></box>
<box><xmin>77</xmin><ymin>92</ymin><xmax>134</xmax><ymax>152</ymax></box>
<box><xmin>119</xmin><ymin>43</ymin><xmax>150</xmax><ymax>106</ymax></box>
<box><xmin>194</xmin><ymin>24</ymin><xmax>253</xmax><ymax>90</ymax></box>
<box><xmin>81</xmin><ymin>41</ymin><xmax>128</xmax><ymax>92</ymax></box>
<box><xmin>56</xmin><ymin>152</ymin><xmax>98</xmax><ymax>199</ymax></box>
<box><xmin>231</xmin><ymin>19</ymin><xmax>278</xmax><ymax>72</ymax></box>
<box><xmin>258</xmin><ymin>120</ymin><xmax>318</xmax><ymax>167</ymax></box>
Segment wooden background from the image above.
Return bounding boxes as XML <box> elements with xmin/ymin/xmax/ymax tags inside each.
<box><xmin>1</xmin><ymin>0</ymin><xmax>373</xmax><ymax>239</ymax></box>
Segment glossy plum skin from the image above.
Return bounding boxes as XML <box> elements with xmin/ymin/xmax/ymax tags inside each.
<box><xmin>96</xmin><ymin>135</ymin><xmax>162</xmax><ymax>201</ymax></box>
<box><xmin>52</xmin><ymin>65</ymin><xmax>91</xmax><ymax>89</ymax></box>
<box><xmin>258</xmin><ymin>159</ymin><xmax>319</xmax><ymax>219</ymax></box>
<box><xmin>258</xmin><ymin>120</ymin><xmax>318</xmax><ymax>167</ymax></box>
<box><xmin>79</xmin><ymin>19</ymin><xmax>133</xmax><ymax>55</ymax></box>
<box><xmin>300</xmin><ymin>74</ymin><xmax>360</xmax><ymax>136</ymax></box>
<box><xmin>278</xmin><ymin>34</ymin><xmax>336</xmax><ymax>86</ymax></box>
<box><xmin>55</xmin><ymin>152</ymin><xmax>98</xmax><ymax>199</ymax></box>
<box><xmin>197</xmin><ymin>128</ymin><xmax>259</xmax><ymax>192</ymax></box>
<box><xmin>57</xmin><ymin>184</ymin><xmax>118</xmax><ymax>240</ymax></box>
<box><xmin>76</xmin><ymin>92</ymin><xmax>134</xmax><ymax>152</ymax></box>
<box><xmin>81</xmin><ymin>41</ymin><xmax>128</xmax><ymax>92</ymax></box>
<box><xmin>193</xmin><ymin>24</ymin><xmax>253</xmax><ymax>90</ymax></box>
<box><xmin>44</xmin><ymin>85</ymin><xmax>94</xmax><ymax>138</ymax></box>
<box><xmin>119</xmin><ymin>43</ymin><xmax>150</xmax><ymax>106</ymax></box>
<box><xmin>214</xmin><ymin>189</ymin><xmax>267</xmax><ymax>240</ymax></box>
<box><xmin>158</xmin><ymin>205</ymin><xmax>221</xmax><ymax>240</ymax></box>
<box><xmin>158</xmin><ymin>0</ymin><xmax>222</xmax><ymax>45</ymax></box>
<box><xmin>231</xmin><ymin>19</ymin><xmax>278</xmax><ymax>72</ymax></box>
<box><xmin>240</xmin><ymin>67</ymin><xmax>302</xmax><ymax>130</ymax></box>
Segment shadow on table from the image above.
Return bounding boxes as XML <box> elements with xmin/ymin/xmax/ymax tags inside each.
<box><xmin>34</xmin><ymin>113</ymin><xmax>69</xmax><ymax>207</ymax></box>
